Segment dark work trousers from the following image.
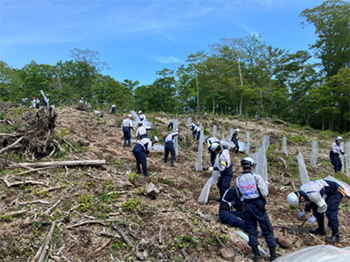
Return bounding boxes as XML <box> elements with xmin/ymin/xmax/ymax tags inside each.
<box><xmin>219</xmin><ymin>210</ymin><xmax>246</xmax><ymax>231</ymax></box>
<box><xmin>165</xmin><ymin>142</ymin><xmax>176</xmax><ymax>161</ymax></box>
<box><xmin>244</xmin><ymin>202</ymin><xmax>277</xmax><ymax>248</ymax></box>
<box><xmin>123</xmin><ymin>127</ymin><xmax>131</xmax><ymax>145</ymax></box>
<box><xmin>111</xmin><ymin>107</ymin><xmax>116</xmax><ymax>115</ymax></box>
<box><xmin>167</xmin><ymin>122</ymin><xmax>173</xmax><ymax>129</ymax></box>
<box><xmin>210</xmin><ymin>151</ymin><xmax>216</xmax><ymax>166</ymax></box>
<box><xmin>192</xmin><ymin>130</ymin><xmax>196</xmax><ymax>139</ymax></box>
<box><xmin>330</xmin><ymin>152</ymin><xmax>342</xmax><ymax>173</ymax></box>
<box><xmin>311</xmin><ymin>192</ymin><xmax>343</xmax><ymax>232</ymax></box>
<box><xmin>232</xmin><ymin>139</ymin><xmax>239</xmax><ymax>152</ymax></box>
<box><xmin>217</xmin><ymin>168</ymin><xmax>233</xmax><ymax>200</ymax></box>
<box><xmin>196</xmin><ymin>131</ymin><xmax>201</xmax><ymax>141</ymax></box>
<box><xmin>132</xmin><ymin>144</ymin><xmax>147</xmax><ymax>174</ymax></box>
<box><xmin>139</xmin><ymin>134</ymin><xmax>148</xmax><ymax>139</ymax></box>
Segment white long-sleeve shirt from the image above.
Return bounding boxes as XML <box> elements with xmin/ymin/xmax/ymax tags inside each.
<box><xmin>331</xmin><ymin>142</ymin><xmax>344</xmax><ymax>155</ymax></box>
<box><xmin>236</xmin><ymin>171</ymin><xmax>268</xmax><ymax>200</ymax></box>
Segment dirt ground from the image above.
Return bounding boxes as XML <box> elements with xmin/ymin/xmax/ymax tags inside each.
<box><xmin>0</xmin><ymin>105</ymin><xmax>349</xmax><ymax>262</ymax></box>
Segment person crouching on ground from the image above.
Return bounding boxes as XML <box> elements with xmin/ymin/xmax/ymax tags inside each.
<box><xmin>132</xmin><ymin>136</ymin><xmax>158</xmax><ymax>176</ymax></box>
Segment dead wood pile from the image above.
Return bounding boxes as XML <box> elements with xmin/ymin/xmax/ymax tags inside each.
<box><xmin>0</xmin><ymin>106</ymin><xmax>60</xmax><ymax>161</ymax></box>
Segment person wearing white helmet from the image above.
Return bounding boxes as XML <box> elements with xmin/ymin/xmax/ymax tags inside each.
<box><xmin>231</xmin><ymin>129</ymin><xmax>240</xmax><ymax>154</ymax></box>
<box><xmin>121</xmin><ymin>114</ymin><xmax>134</xmax><ymax>147</ymax></box>
<box><xmin>136</xmin><ymin>121</ymin><xmax>153</xmax><ymax>140</ymax></box>
<box><xmin>236</xmin><ymin>157</ymin><xmax>277</xmax><ymax>262</ymax></box>
<box><xmin>111</xmin><ymin>104</ymin><xmax>116</xmax><ymax>115</ymax></box>
<box><xmin>138</xmin><ymin>110</ymin><xmax>146</xmax><ymax>121</ymax></box>
<box><xmin>287</xmin><ymin>179</ymin><xmax>345</xmax><ymax>243</ymax></box>
<box><xmin>164</xmin><ymin>129</ymin><xmax>179</xmax><ymax>167</ymax></box>
<box><xmin>132</xmin><ymin>136</ymin><xmax>158</xmax><ymax>176</ymax></box>
<box><xmin>330</xmin><ymin>136</ymin><xmax>345</xmax><ymax>173</ymax></box>
<box><xmin>211</xmin><ymin>142</ymin><xmax>233</xmax><ymax>202</ymax></box>
<box><xmin>205</xmin><ymin>136</ymin><xmax>221</xmax><ymax>166</ymax></box>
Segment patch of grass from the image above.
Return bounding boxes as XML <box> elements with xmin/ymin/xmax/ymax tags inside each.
<box><xmin>0</xmin><ymin>215</ymin><xmax>13</xmax><ymax>222</ymax></box>
<box><xmin>121</xmin><ymin>198</ymin><xmax>140</xmax><ymax>212</ymax></box>
<box><xmin>128</xmin><ymin>171</ymin><xmax>137</xmax><ymax>182</ymax></box>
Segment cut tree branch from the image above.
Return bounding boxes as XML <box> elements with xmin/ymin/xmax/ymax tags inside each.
<box><xmin>0</xmin><ymin>136</ymin><xmax>24</xmax><ymax>155</ymax></box>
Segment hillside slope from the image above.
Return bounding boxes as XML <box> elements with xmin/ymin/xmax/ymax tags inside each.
<box><xmin>0</xmin><ymin>105</ymin><xmax>349</xmax><ymax>262</ymax></box>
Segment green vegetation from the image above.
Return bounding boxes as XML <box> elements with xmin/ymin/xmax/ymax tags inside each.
<box><xmin>121</xmin><ymin>198</ymin><xmax>140</xmax><ymax>212</ymax></box>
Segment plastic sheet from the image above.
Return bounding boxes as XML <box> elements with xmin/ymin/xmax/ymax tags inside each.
<box><xmin>187</xmin><ymin>117</ymin><xmax>192</xmax><ymax>136</ymax></box>
<box><xmin>213</xmin><ymin>125</ymin><xmax>217</xmax><ymax>137</ymax></box>
<box><xmin>310</xmin><ymin>141</ymin><xmax>318</xmax><ymax>167</ymax></box>
<box><xmin>246</xmin><ymin>132</ymin><xmax>250</xmax><ymax>154</ymax></box>
<box><xmin>130</xmin><ymin>110</ymin><xmax>152</xmax><ymax>129</ymax></box>
<box><xmin>346</xmin><ymin>142</ymin><xmax>350</xmax><ymax>177</ymax></box>
<box><xmin>152</xmin><ymin>144</ymin><xmax>165</xmax><ymax>151</ymax></box>
<box><xmin>283</xmin><ymin>137</ymin><xmax>288</xmax><ymax>156</ymax></box>
<box><xmin>324</xmin><ymin>175</ymin><xmax>350</xmax><ymax>197</ymax></box>
<box><xmin>238</xmin><ymin>141</ymin><xmax>247</xmax><ymax>152</ymax></box>
<box><xmin>263</xmin><ymin>135</ymin><xmax>270</xmax><ymax>151</ymax></box>
<box><xmin>195</xmin><ymin>130</ymin><xmax>204</xmax><ymax>171</ymax></box>
<box><xmin>198</xmin><ymin>171</ymin><xmax>220</xmax><ymax>203</ymax></box>
<box><xmin>173</xmin><ymin>119</ymin><xmax>179</xmax><ymax>155</ymax></box>
<box><xmin>298</xmin><ymin>152</ymin><xmax>310</xmax><ymax>185</ymax></box>
<box><xmin>274</xmin><ymin>245</ymin><xmax>350</xmax><ymax>262</ymax></box>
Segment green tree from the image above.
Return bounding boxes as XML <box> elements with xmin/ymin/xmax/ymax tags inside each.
<box><xmin>300</xmin><ymin>0</ymin><xmax>350</xmax><ymax>79</ymax></box>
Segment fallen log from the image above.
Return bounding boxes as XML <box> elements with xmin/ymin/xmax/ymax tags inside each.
<box><xmin>9</xmin><ymin>159</ymin><xmax>106</xmax><ymax>168</ymax></box>
<box><xmin>0</xmin><ymin>136</ymin><xmax>24</xmax><ymax>155</ymax></box>
<box><xmin>112</xmin><ymin>223</ymin><xmax>135</xmax><ymax>247</ymax></box>
<box><xmin>3</xmin><ymin>175</ymin><xmax>45</xmax><ymax>187</ymax></box>
<box><xmin>37</xmin><ymin>221</ymin><xmax>56</xmax><ymax>262</ymax></box>
<box><xmin>66</xmin><ymin>220</ymin><xmax>106</xmax><ymax>229</ymax></box>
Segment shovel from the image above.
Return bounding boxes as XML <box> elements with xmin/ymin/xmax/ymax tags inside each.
<box><xmin>216</xmin><ymin>235</ymin><xmax>235</xmax><ymax>259</ymax></box>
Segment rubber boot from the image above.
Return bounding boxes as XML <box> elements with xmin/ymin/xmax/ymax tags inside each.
<box><xmin>123</xmin><ymin>140</ymin><xmax>126</xmax><ymax>147</ymax></box>
<box><xmin>269</xmin><ymin>246</ymin><xmax>277</xmax><ymax>261</ymax></box>
<box><xmin>143</xmin><ymin>166</ymin><xmax>150</xmax><ymax>177</ymax></box>
<box><xmin>127</xmin><ymin>141</ymin><xmax>130</xmax><ymax>147</ymax></box>
<box><xmin>171</xmin><ymin>159</ymin><xmax>175</xmax><ymax>167</ymax></box>
<box><xmin>309</xmin><ymin>220</ymin><xmax>326</xmax><ymax>236</ymax></box>
<box><xmin>251</xmin><ymin>246</ymin><xmax>261</xmax><ymax>262</ymax></box>
<box><xmin>164</xmin><ymin>157</ymin><xmax>167</xmax><ymax>163</ymax></box>
<box><xmin>326</xmin><ymin>228</ymin><xmax>340</xmax><ymax>243</ymax></box>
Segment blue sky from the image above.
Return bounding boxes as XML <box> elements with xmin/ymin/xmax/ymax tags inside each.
<box><xmin>0</xmin><ymin>0</ymin><xmax>324</xmax><ymax>85</ymax></box>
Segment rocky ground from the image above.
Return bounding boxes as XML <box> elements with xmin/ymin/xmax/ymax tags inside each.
<box><xmin>0</xmin><ymin>103</ymin><xmax>349</xmax><ymax>262</ymax></box>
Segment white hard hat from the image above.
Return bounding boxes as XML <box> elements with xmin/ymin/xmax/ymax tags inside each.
<box><xmin>287</xmin><ymin>192</ymin><xmax>300</xmax><ymax>206</ymax></box>
<box><xmin>128</xmin><ymin>114</ymin><xmax>132</xmax><ymax>118</ymax></box>
<box><xmin>138</xmin><ymin>110</ymin><xmax>142</xmax><ymax>114</ymax></box>
<box><xmin>211</xmin><ymin>142</ymin><xmax>221</xmax><ymax>152</ymax></box>
<box><xmin>152</xmin><ymin>136</ymin><xmax>158</xmax><ymax>142</ymax></box>
<box><xmin>138</xmin><ymin>121</ymin><xmax>143</xmax><ymax>125</ymax></box>
<box><xmin>241</xmin><ymin>157</ymin><xmax>256</xmax><ymax>169</ymax></box>
<box><xmin>336</xmin><ymin>136</ymin><xmax>343</xmax><ymax>142</ymax></box>
<box><xmin>236</xmin><ymin>128</ymin><xmax>240</xmax><ymax>132</ymax></box>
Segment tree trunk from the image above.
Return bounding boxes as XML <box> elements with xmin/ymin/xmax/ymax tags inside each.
<box><xmin>196</xmin><ymin>72</ymin><xmax>199</xmax><ymax>112</ymax></box>
<box><xmin>322</xmin><ymin>112</ymin><xmax>324</xmax><ymax>131</ymax></box>
<box><xmin>212</xmin><ymin>96</ymin><xmax>215</xmax><ymax>114</ymax></box>
<box><xmin>9</xmin><ymin>160</ymin><xmax>106</xmax><ymax>168</ymax></box>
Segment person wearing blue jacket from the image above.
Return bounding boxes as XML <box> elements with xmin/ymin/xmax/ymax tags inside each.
<box><xmin>164</xmin><ymin>130</ymin><xmax>179</xmax><ymax>167</ymax></box>
<box><xmin>329</xmin><ymin>136</ymin><xmax>345</xmax><ymax>173</ymax></box>
<box><xmin>121</xmin><ymin>114</ymin><xmax>133</xmax><ymax>147</ymax></box>
<box><xmin>236</xmin><ymin>157</ymin><xmax>277</xmax><ymax>262</ymax></box>
<box><xmin>132</xmin><ymin>136</ymin><xmax>158</xmax><ymax>176</ymax></box>
<box><xmin>287</xmin><ymin>179</ymin><xmax>345</xmax><ymax>243</ymax></box>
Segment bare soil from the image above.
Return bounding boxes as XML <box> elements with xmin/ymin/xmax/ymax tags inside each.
<box><xmin>0</xmin><ymin>105</ymin><xmax>349</xmax><ymax>262</ymax></box>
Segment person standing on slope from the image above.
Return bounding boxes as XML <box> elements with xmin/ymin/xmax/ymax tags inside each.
<box><xmin>121</xmin><ymin>114</ymin><xmax>134</xmax><ymax>147</ymax></box>
<box><xmin>231</xmin><ymin>128</ymin><xmax>240</xmax><ymax>154</ymax></box>
<box><xmin>164</xmin><ymin>129</ymin><xmax>179</xmax><ymax>167</ymax></box>
<box><xmin>132</xmin><ymin>136</ymin><xmax>158</xmax><ymax>176</ymax></box>
<box><xmin>136</xmin><ymin>121</ymin><xmax>153</xmax><ymax>140</ymax></box>
<box><xmin>329</xmin><ymin>136</ymin><xmax>345</xmax><ymax>173</ymax></box>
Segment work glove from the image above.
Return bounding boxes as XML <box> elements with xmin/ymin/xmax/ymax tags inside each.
<box><xmin>308</xmin><ymin>216</ymin><xmax>317</xmax><ymax>223</ymax></box>
<box><xmin>208</xmin><ymin>167</ymin><xmax>214</xmax><ymax>172</ymax></box>
<box><xmin>298</xmin><ymin>211</ymin><xmax>306</xmax><ymax>218</ymax></box>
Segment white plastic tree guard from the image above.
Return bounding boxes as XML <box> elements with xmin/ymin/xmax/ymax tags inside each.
<box><xmin>187</xmin><ymin>117</ymin><xmax>192</xmax><ymax>136</ymax></box>
<box><xmin>263</xmin><ymin>135</ymin><xmax>270</xmax><ymax>151</ymax></box>
<box><xmin>341</xmin><ymin>142</ymin><xmax>345</xmax><ymax>173</ymax></box>
<box><xmin>298</xmin><ymin>152</ymin><xmax>310</xmax><ymax>185</ymax></box>
<box><xmin>346</xmin><ymin>142</ymin><xmax>350</xmax><ymax>177</ymax></box>
<box><xmin>195</xmin><ymin>130</ymin><xmax>204</xmax><ymax>171</ymax></box>
<box><xmin>229</xmin><ymin>129</ymin><xmax>234</xmax><ymax>150</ymax></box>
<box><xmin>246</xmin><ymin>132</ymin><xmax>250</xmax><ymax>154</ymax></box>
<box><xmin>310</xmin><ymin>141</ymin><xmax>318</xmax><ymax>167</ymax></box>
<box><xmin>130</xmin><ymin>110</ymin><xmax>152</xmax><ymax>129</ymax></box>
<box><xmin>198</xmin><ymin>171</ymin><xmax>220</xmax><ymax>203</ymax></box>
<box><xmin>283</xmin><ymin>137</ymin><xmax>288</xmax><ymax>156</ymax></box>
<box><xmin>213</xmin><ymin>125</ymin><xmax>217</xmax><ymax>137</ymax></box>
<box><xmin>173</xmin><ymin>119</ymin><xmax>179</xmax><ymax>156</ymax></box>
<box><xmin>250</xmin><ymin>145</ymin><xmax>268</xmax><ymax>182</ymax></box>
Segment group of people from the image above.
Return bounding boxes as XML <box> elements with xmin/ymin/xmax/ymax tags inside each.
<box><xmin>20</xmin><ymin>94</ymin><xmax>49</xmax><ymax>110</ymax></box>
<box><xmin>120</xmin><ymin>113</ymin><xmax>346</xmax><ymax>262</ymax></box>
